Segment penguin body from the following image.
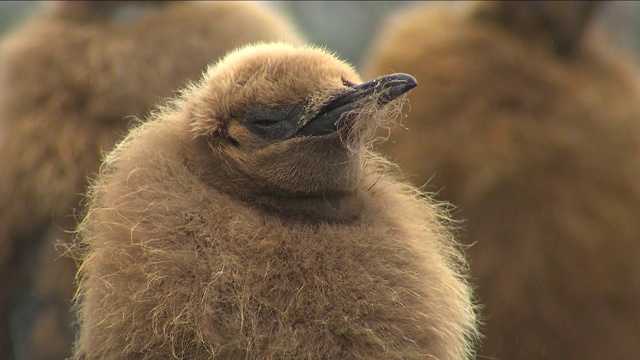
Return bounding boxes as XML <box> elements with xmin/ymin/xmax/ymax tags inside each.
<box><xmin>363</xmin><ymin>2</ymin><xmax>640</xmax><ymax>359</ymax></box>
<box><xmin>73</xmin><ymin>43</ymin><xmax>478</xmax><ymax>359</ymax></box>
<box><xmin>0</xmin><ymin>2</ymin><xmax>302</xmax><ymax>359</ymax></box>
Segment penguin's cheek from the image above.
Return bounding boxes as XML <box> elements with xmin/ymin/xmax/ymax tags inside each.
<box><xmin>226</xmin><ymin>122</ymin><xmax>270</xmax><ymax>149</ymax></box>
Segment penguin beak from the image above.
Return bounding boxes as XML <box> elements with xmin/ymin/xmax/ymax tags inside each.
<box><xmin>298</xmin><ymin>73</ymin><xmax>417</xmax><ymax>137</ymax></box>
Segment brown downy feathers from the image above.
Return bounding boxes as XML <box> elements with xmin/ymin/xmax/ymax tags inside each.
<box><xmin>363</xmin><ymin>1</ymin><xmax>640</xmax><ymax>359</ymax></box>
<box><xmin>0</xmin><ymin>2</ymin><xmax>302</xmax><ymax>359</ymax></box>
<box><xmin>72</xmin><ymin>42</ymin><xmax>478</xmax><ymax>359</ymax></box>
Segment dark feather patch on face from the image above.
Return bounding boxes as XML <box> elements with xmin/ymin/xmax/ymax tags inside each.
<box><xmin>243</xmin><ymin>104</ymin><xmax>306</xmax><ymax>141</ymax></box>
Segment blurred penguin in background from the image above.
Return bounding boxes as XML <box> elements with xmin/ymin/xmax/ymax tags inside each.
<box><xmin>0</xmin><ymin>2</ymin><xmax>303</xmax><ymax>359</ymax></box>
<box><xmin>72</xmin><ymin>42</ymin><xmax>477</xmax><ymax>360</ymax></box>
<box><xmin>363</xmin><ymin>1</ymin><xmax>640</xmax><ymax>359</ymax></box>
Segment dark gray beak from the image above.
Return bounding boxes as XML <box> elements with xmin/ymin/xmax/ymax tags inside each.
<box><xmin>298</xmin><ymin>73</ymin><xmax>417</xmax><ymax>137</ymax></box>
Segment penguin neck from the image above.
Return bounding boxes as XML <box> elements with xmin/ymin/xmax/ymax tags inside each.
<box><xmin>208</xmin><ymin>175</ymin><xmax>365</xmax><ymax>223</ymax></box>
<box><xmin>185</xmin><ymin>136</ymin><xmax>365</xmax><ymax>222</ymax></box>
<box><xmin>202</xmin><ymin>167</ymin><xmax>365</xmax><ymax>222</ymax></box>
<box><xmin>245</xmin><ymin>190</ymin><xmax>365</xmax><ymax>223</ymax></box>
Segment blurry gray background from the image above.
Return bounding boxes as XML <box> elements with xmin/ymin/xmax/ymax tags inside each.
<box><xmin>1</xmin><ymin>1</ymin><xmax>640</xmax><ymax>71</ymax></box>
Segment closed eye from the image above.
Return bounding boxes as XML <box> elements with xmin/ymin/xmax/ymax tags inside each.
<box><xmin>252</xmin><ymin>119</ymin><xmax>280</xmax><ymax>127</ymax></box>
<box><xmin>243</xmin><ymin>104</ymin><xmax>304</xmax><ymax>141</ymax></box>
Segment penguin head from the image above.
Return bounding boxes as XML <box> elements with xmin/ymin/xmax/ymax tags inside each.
<box><xmin>186</xmin><ymin>42</ymin><xmax>416</xmax><ymax>198</ymax></box>
<box><xmin>473</xmin><ymin>1</ymin><xmax>603</xmax><ymax>55</ymax></box>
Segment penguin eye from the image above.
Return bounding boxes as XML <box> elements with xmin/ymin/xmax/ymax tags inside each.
<box><xmin>244</xmin><ymin>105</ymin><xmax>304</xmax><ymax>141</ymax></box>
<box><xmin>252</xmin><ymin>119</ymin><xmax>280</xmax><ymax>128</ymax></box>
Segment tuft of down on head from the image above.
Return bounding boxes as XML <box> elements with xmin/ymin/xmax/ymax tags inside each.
<box><xmin>0</xmin><ymin>2</ymin><xmax>303</xmax><ymax>359</ymax></box>
<box><xmin>72</xmin><ymin>42</ymin><xmax>478</xmax><ymax>359</ymax></box>
<box><xmin>363</xmin><ymin>1</ymin><xmax>640</xmax><ymax>360</ymax></box>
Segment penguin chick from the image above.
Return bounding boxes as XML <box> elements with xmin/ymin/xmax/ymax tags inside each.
<box><xmin>363</xmin><ymin>1</ymin><xmax>640</xmax><ymax>360</ymax></box>
<box><xmin>0</xmin><ymin>2</ymin><xmax>303</xmax><ymax>359</ymax></box>
<box><xmin>72</xmin><ymin>42</ymin><xmax>478</xmax><ymax>360</ymax></box>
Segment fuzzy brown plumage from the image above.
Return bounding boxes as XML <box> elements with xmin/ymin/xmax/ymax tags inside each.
<box><xmin>362</xmin><ymin>1</ymin><xmax>640</xmax><ymax>359</ymax></box>
<box><xmin>72</xmin><ymin>42</ymin><xmax>478</xmax><ymax>359</ymax></box>
<box><xmin>0</xmin><ymin>2</ymin><xmax>302</xmax><ymax>359</ymax></box>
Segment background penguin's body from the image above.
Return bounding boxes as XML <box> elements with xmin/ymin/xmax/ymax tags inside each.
<box><xmin>72</xmin><ymin>43</ymin><xmax>478</xmax><ymax>359</ymax></box>
<box><xmin>363</xmin><ymin>1</ymin><xmax>640</xmax><ymax>359</ymax></box>
<box><xmin>0</xmin><ymin>2</ymin><xmax>302</xmax><ymax>359</ymax></box>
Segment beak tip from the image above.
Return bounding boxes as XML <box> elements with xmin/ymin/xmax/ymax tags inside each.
<box><xmin>376</xmin><ymin>72</ymin><xmax>418</xmax><ymax>104</ymax></box>
<box><xmin>397</xmin><ymin>73</ymin><xmax>418</xmax><ymax>87</ymax></box>
<box><xmin>392</xmin><ymin>73</ymin><xmax>418</xmax><ymax>96</ymax></box>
